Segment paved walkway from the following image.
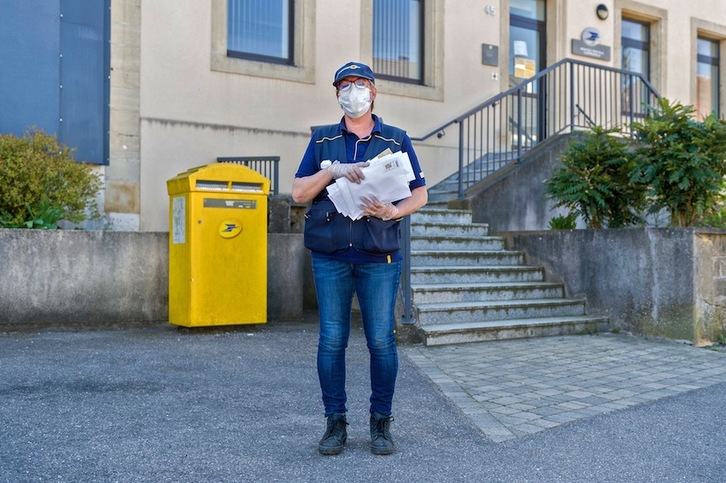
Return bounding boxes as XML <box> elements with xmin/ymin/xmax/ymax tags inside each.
<box><xmin>405</xmin><ymin>333</ymin><xmax>726</xmax><ymax>443</ymax></box>
<box><xmin>1</xmin><ymin>321</ymin><xmax>725</xmax><ymax>482</ymax></box>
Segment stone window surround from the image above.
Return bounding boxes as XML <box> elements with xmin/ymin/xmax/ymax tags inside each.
<box><xmin>211</xmin><ymin>0</ymin><xmax>316</xmax><ymax>83</ymax></box>
<box><xmin>690</xmin><ymin>18</ymin><xmax>726</xmax><ymax>117</ymax></box>
<box><xmin>210</xmin><ymin>0</ymin><xmax>444</xmax><ymax>101</ymax></box>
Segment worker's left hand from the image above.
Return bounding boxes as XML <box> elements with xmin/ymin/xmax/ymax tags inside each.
<box><xmin>360</xmin><ymin>195</ymin><xmax>400</xmax><ymax>221</ymax></box>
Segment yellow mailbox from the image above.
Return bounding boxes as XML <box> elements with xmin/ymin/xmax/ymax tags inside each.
<box><xmin>166</xmin><ymin>163</ymin><xmax>270</xmax><ymax>327</ymax></box>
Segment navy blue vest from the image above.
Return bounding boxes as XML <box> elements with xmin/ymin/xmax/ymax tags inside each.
<box><xmin>304</xmin><ymin>121</ymin><xmax>407</xmax><ymax>257</ymax></box>
<box><xmin>311</xmin><ymin>121</ymin><xmax>406</xmax><ymax>202</ymax></box>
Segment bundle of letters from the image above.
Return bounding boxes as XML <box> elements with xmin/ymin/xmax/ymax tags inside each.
<box><xmin>326</xmin><ymin>150</ymin><xmax>415</xmax><ymax>220</ymax></box>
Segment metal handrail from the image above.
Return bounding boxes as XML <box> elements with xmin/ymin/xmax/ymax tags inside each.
<box><xmin>411</xmin><ymin>58</ymin><xmax>659</xmax><ymax>196</ymax></box>
<box><xmin>399</xmin><ymin>215</ymin><xmax>414</xmax><ymax>325</ymax></box>
<box><xmin>400</xmin><ymin>58</ymin><xmax>661</xmax><ymax>325</ymax></box>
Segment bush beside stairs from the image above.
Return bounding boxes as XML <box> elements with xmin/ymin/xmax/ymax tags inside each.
<box><xmin>409</xmin><ymin>203</ymin><xmax>609</xmax><ymax>346</ymax></box>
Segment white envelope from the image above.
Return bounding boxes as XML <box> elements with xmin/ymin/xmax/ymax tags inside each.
<box><xmin>326</xmin><ymin>151</ymin><xmax>414</xmax><ymax>220</ymax></box>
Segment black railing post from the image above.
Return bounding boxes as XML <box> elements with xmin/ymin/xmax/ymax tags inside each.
<box><xmin>516</xmin><ymin>89</ymin><xmax>522</xmax><ymax>161</ymax></box>
<box><xmin>458</xmin><ymin>121</ymin><xmax>465</xmax><ymax>198</ymax></box>
<box><xmin>400</xmin><ymin>214</ymin><xmax>414</xmax><ymax>325</ymax></box>
<box><xmin>272</xmin><ymin>158</ymin><xmax>279</xmax><ymax>195</ymax></box>
<box><xmin>569</xmin><ymin>62</ymin><xmax>575</xmax><ymax>131</ymax></box>
<box><xmin>629</xmin><ymin>74</ymin><xmax>635</xmax><ymax>129</ymax></box>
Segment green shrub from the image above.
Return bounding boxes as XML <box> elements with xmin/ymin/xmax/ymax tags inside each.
<box><xmin>0</xmin><ymin>129</ymin><xmax>101</xmax><ymax>229</ymax></box>
<box><xmin>548</xmin><ymin>211</ymin><xmax>578</xmax><ymax>230</ymax></box>
<box><xmin>545</xmin><ymin>126</ymin><xmax>647</xmax><ymax>229</ymax></box>
<box><xmin>0</xmin><ymin>196</ymin><xmax>64</xmax><ymax>229</ymax></box>
<box><xmin>547</xmin><ymin>99</ymin><xmax>726</xmax><ymax>229</ymax></box>
<box><xmin>630</xmin><ymin>98</ymin><xmax>726</xmax><ymax>227</ymax></box>
<box><xmin>699</xmin><ymin>204</ymin><xmax>726</xmax><ymax>229</ymax></box>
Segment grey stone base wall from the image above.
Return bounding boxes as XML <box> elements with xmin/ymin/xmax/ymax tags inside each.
<box><xmin>0</xmin><ymin>229</ymin><xmax>304</xmax><ymax>330</ymax></box>
<box><xmin>5</xmin><ymin>226</ymin><xmax>723</xmax><ymax>344</ymax></box>
<box><xmin>499</xmin><ymin>228</ymin><xmax>726</xmax><ymax>343</ymax></box>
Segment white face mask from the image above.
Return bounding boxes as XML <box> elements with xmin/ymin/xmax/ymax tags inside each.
<box><xmin>338</xmin><ymin>83</ymin><xmax>372</xmax><ymax>118</ymax></box>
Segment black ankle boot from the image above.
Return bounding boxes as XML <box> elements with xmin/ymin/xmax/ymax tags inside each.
<box><xmin>318</xmin><ymin>413</ymin><xmax>347</xmax><ymax>455</ymax></box>
<box><xmin>370</xmin><ymin>412</ymin><xmax>395</xmax><ymax>455</ymax></box>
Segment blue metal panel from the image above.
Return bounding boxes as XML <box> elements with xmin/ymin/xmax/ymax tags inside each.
<box><xmin>61</xmin><ymin>0</ymin><xmax>105</xmax><ymax>27</ymax></box>
<box><xmin>0</xmin><ymin>0</ymin><xmax>110</xmax><ymax>165</ymax></box>
<box><xmin>0</xmin><ymin>0</ymin><xmax>61</xmax><ymax>136</ymax></box>
<box><xmin>59</xmin><ymin>0</ymin><xmax>109</xmax><ymax>165</ymax></box>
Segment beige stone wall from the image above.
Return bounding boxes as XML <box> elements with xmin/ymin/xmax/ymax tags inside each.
<box><xmin>103</xmin><ymin>0</ymin><xmax>726</xmax><ymax>231</ymax></box>
<box><xmin>136</xmin><ymin>0</ymin><xmax>504</xmax><ymax>230</ymax></box>
<box><xmin>108</xmin><ymin>0</ymin><xmax>141</xmax><ymax>230</ymax></box>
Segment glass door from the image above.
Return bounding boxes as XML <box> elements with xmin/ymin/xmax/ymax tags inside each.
<box><xmin>509</xmin><ymin>0</ymin><xmax>546</xmax><ymax>144</ymax></box>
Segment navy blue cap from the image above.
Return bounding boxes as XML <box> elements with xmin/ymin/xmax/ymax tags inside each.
<box><xmin>333</xmin><ymin>62</ymin><xmax>375</xmax><ymax>86</ymax></box>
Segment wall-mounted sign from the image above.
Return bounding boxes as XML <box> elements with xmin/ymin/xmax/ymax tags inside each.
<box><xmin>572</xmin><ymin>26</ymin><xmax>611</xmax><ymax>60</ymax></box>
<box><xmin>481</xmin><ymin>44</ymin><xmax>499</xmax><ymax>66</ymax></box>
<box><xmin>572</xmin><ymin>39</ymin><xmax>611</xmax><ymax>61</ymax></box>
<box><xmin>581</xmin><ymin>27</ymin><xmax>601</xmax><ymax>46</ymax></box>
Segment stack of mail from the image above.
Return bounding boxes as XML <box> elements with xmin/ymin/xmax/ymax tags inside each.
<box><xmin>327</xmin><ymin>151</ymin><xmax>415</xmax><ymax>220</ymax></box>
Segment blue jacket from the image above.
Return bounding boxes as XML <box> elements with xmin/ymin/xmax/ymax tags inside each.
<box><xmin>296</xmin><ymin>116</ymin><xmax>426</xmax><ymax>262</ymax></box>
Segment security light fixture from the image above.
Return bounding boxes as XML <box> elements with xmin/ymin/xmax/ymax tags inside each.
<box><xmin>596</xmin><ymin>4</ymin><xmax>609</xmax><ymax>20</ymax></box>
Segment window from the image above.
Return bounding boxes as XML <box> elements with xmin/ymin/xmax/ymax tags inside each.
<box><xmin>509</xmin><ymin>0</ymin><xmax>546</xmax><ymax>88</ymax></box>
<box><xmin>372</xmin><ymin>0</ymin><xmax>423</xmax><ymax>84</ymax></box>
<box><xmin>621</xmin><ymin>19</ymin><xmax>650</xmax><ymax>116</ymax></box>
<box><xmin>697</xmin><ymin>38</ymin><xmax>720</xmax><ymax>119</ymax></box>
<box><xmin>622</xmin><ymin>19</ymin><xmax>650</xmax><ymax>79</ymax></box>
<box><xmin>212</xmin><ymin>0</ymin><xmax>314</xmax><ymax>83</ymax></box>
<box><xmin>227</xmin><ymin>0</ymin><xmax>293</xmax><ymax>65</ymax></box>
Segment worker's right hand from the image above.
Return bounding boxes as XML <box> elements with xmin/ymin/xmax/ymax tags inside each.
<box><xmin>327</xmin><ymin>161</ymin><xmax>369</xmax><ymax>184</ymax></box>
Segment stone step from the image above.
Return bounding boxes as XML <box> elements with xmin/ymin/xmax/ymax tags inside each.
<box><xmin>411</xmin><ymin>234</ymin><xmax>504</xmax><ymax>251</ymax></box>
<box><xmin>411</xmin><ymin>222</ymin><xmax>489</xmax><ymax>237</ymax></box>
<box><xmin>420</xmin><ymin>316</ymin><xmax>611</xmax><ymax>346</ymax></box>
<box><xmin>404</xmin><ymin>203</ymin><xmax>608</xmax><ymax>346</ymax></box>
<box><xmin>411</xmin><ymin>249</ymin><xmax>524</xmax><ymax>267</ymax></box>
<box><xmin>428</xmin><ymin>183</ymin><xmax>460</xmax><ymax>197</ymax></box>
<box><xmin>416</xmin><ymin>298</ymin><xmax>587</xmax><ymax>326</ymax></box>
<box><xmin>412</xmin><ymin>281</ymin><xmax>564</xmax><ymax>304</ymax></box>
<box><xmin>427</xmin><ymin>192</ymin><xmax>457</xmax><ymax>203</ymax></box>
<box><xmin>411</xmin><ymin>209</ymin><xmax>473</xmax><ymax>225</ymax></box>
<box><xmin>410</xmin><ymin>265</ymin><xmax>545</xmax><ymax>284</ymax></box>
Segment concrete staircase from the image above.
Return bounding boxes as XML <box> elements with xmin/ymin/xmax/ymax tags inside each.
<box><xmin>409</xmin><ymin>205</ymin><xmax>609</xmax><ymax>346</ymax></box>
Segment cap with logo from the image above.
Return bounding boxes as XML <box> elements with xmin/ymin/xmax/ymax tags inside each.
<box><xmin>333</xmin><ymin>62</ymin><xmax>375</xmax><ymax>86</ymax></box>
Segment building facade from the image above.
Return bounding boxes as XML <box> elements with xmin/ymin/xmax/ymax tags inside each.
<box><xmin>2</xmin><ymin>0</ymin><xmax>725</xmax><ymax>231</ymax></box>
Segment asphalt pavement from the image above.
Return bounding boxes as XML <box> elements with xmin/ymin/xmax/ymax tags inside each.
<box><xmin>1</xmin><ymin>316</ymin><xmax>725</xmax><ymax>482</ymax></box>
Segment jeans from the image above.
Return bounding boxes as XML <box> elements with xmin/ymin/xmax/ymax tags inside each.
<box><xmin>312</xmin><ymin>255</ymin><xmax>401</xmax><ymax>417</ymax></box>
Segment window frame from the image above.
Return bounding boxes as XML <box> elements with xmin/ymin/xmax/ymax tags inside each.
<box><xmin>621</xmin><ymin>18</ymin><xmax>651</xmax><ymax>80</ymax></box>
<box><xmin>226</xmin><ymin>0</ymin><xmax>295</xmax><ymax>66</ymax></box>
<box><xmin>211</xmin><ymin>0</ymin><xmax>315</xmax><ymax>84</ymax></box>
<box><xmin>696</xmin><ymin>37</ymin><xmax>720</xmax><ymax>119</ymax></box>
<box><xmin>617</xmin><ymin>15</ymin><xmax>659</xmax><ymax>119</ymax></box>
<box><xmin>361</xmin><ymin>0</ymin><xmax>444</xmax><ymax>101</ymax></box>
<box><xmin>372</xmin><ymin>0</ymin><xmax>425</xmax><ymax>85</ymax></box>
<box><xmin>508</xmin><ymin>4</ymin><xmax>547</xmax><ymax>85</ymax></box>
<box><xmin>690</xmin><ymin>18</ymin><xmax>726</xmax><ymax>121</ymax></box>
<box><xmin>615</xmin><ymin>3</ymin><xmax>667</xmax><ymax>97</ymax></box>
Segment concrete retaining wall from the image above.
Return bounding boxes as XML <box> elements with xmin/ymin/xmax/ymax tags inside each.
<box><xmin>0</xmin><ymin>229</ymin><xmax>305</xmax><ymax>330</ymax></box>
<box><xmin>470</xmin><ymin>134</ymin><xmax>574</xmax><ymax>233</ymax></box>
<box><xmin>464</xmin><ymin>133</ymin><xmax>726</xmax><ymax>343</ymax></box>
<box><xmin>500</xmin><ymin>228</ymin><xmax>726</xmax><ymax>343</ymax></box>
<box><xmin>4</xmin><ymin>226</ymin><xmax>725</xmax><ymax>343</ymax></box>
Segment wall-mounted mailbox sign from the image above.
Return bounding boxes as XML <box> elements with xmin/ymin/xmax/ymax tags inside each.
<box><xmin>482</xmin><ymin>44</ymin><xmax>499</xmax><ymax>66</ymax></box>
